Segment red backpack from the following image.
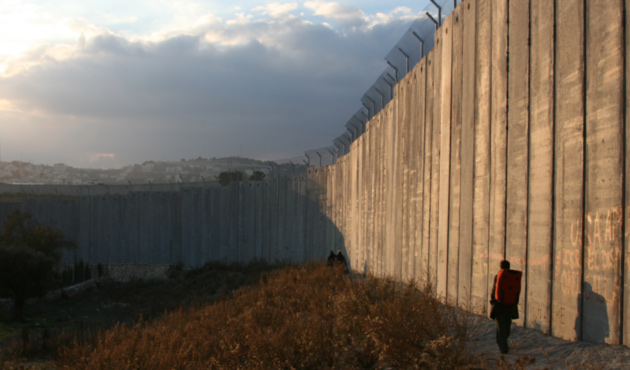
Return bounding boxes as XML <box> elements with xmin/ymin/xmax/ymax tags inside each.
<box><xmin>495</xmin><ymin>269</ymin><xmax>522</xmax><ymax>305</ymax></box>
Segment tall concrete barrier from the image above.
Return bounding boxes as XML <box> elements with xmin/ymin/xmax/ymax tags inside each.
<box><xmin>447</xmin><ymin>5</ymin><xmax>463</xmax><ymax>307</ymax></box>
<box><xmin>1</xmin><ymin>0</ymin><xmax>629</xmax><ymax>347</ymax></box>
<box><xmin>488</xmin><ymin>0</ymin><xmax>509</xmax><ymax>316</ymax></box>
<box><xmin>553</xmin><ymin>0</ymin><xmax>585</xmax><ymax>342</ymax></box>
<box><xmin>527</xmin><ymin>0</ymin><xmax>554</xmax><ymax>334</ymax></box>
<box><xmin>471</xmin><ymin>0</ymin><xmax>490</xmax><ymax>316</ymax></box>
<box><xmin>583</xmin><ymin>0</ymin><xmax>625</xmax><ymax>344</ymax></box>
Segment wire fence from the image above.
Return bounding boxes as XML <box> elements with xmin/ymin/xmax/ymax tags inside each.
<box><xmin>301</xmin><ymin>0</ymin><xmax>459</xmax><ymax>167</ymax></box>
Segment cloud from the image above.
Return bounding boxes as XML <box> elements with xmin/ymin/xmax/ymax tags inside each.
<box><xmin>254</xmin><ymin>2</ymin><xmax>299</xmax><ymax>18</ymax></box>
<box><xmin>304</xmin><ymin>0</ymin><xmax>368</xmax><ymax>30</ymax></box>
<box><xmin>0</xmin><ymin>2</ymin><xmax>424</xmax><ymax>167</ymax></box>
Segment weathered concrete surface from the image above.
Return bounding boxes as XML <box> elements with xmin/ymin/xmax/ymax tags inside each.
<box><xmin>488</xmin><ymin>0</ymin><xmax>508</xmax><ymax>312</ymax></box>
<box><xmin>458</xmin><ymin>0</ymin><xmax>476</xmax><ymax>311</ymax></box>
<box><xmin>396</xmin><ymin>74</ymin><xmax>410</xmax><ymax>281</ymax></box>
<box><xmin>506</xmin><ymin>0</ymin><xmax>530</xmax><ymax>327</ymax></box>
<box><xmin>583</xmin><ymin>0</ymin><xmax>624</xmax><ymax>345</ymax></box>
<box><xmin>429</xmin><ymin>32</ymin><xmax>442</xmax><ymax>289</ymax></box>
<box><xmin>422</xmin><ymin>52</ymin><xmax>435</xmax><ymax>286</ymax></box>
<box><xmin>471</xmin><ymin>0</ymin><xmax>490</xmax><ymax>316</ymax></box>
<box><xmin>625</xmin><ymin>0</ymin><xmax>630</xmax><ymax>349</ymax></box>
<box><xmin>413</xmin><ymin>59</ymin><xmax>428</xmax><ymax>284</ymax></box>
<box><xmin>552</xmin><ymin>0</ymin><xmax>584</xmax><ymax>342</ymax></box>
<box><xmin>437</xmin><ymin>15</ymin><xmax>453</xmax><ymax>300</ymax></box>
<box><xmin>526</xmin><ymin>0</ymin><xmax>554</xmax><ymax>334</ymax></box>
<box><xmin>447</xmin><ymin>5</ymin><xmax>463</xmax><ymax>307</ymax></box>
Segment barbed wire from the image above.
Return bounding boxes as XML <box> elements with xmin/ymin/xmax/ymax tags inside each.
<box><xmin>301</xmin><ymin>0</ymin><xmax>458</xmax><ymax>167</ymax></box>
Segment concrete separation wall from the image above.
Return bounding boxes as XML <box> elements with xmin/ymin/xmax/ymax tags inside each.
<box><xmin>0</xmin><ymin>0</ymin><xmax>628</xmax><ymax>347</ymax></box>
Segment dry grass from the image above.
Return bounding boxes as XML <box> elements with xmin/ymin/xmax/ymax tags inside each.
<box><xmin>56</xmin><ymin>263</ymin><xmax>483</xmax><ymax>370</ymax></box>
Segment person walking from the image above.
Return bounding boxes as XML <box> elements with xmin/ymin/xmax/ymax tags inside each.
<box><xmin>335</xmin><ymin>250</ymin><xmax>348</xmax><ymax>273</ymax></box>
<box><xmin>326</xmin><ymin>250</ymin><xmax>336</xmax><ymax>267</ymax></box>
<box><xmin>490</xmin><ymin>260</ymin><xmax>522</xmax><ymax>354</ymax></box>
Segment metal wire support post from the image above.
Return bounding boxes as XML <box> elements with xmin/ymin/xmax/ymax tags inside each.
<box><xmin>412</xmin><ymin>31</ymin><xmax>425</xmax><ymax>58</ymax></box>
<box><xmin>348</xmin><ymin>120</ymin><xmax>362</xmax><ymax>138</ymax></box>
<box><xmin>333</xmin><ymin>139</ymin><xmax>344</xmax><ymax>156</ymax></box>
<box><xmin>340</xmin><ymin>134</ymin><xmax>352</xmax><ymax>155</ymax></box>
<box><xmin>386</xmin><ymin>61</ymin><xmax>398</xmax><ymax>82</ymax></box>
<box><xmin>352</xmin><ymin>115</ymin><xmax>365</xmax><ymax>133</ymax></box>
<box><xmin>398</xmin><ymin>47</ymin><xmax>410</xmax><ymax>74</ymax></box>
<box><xmin>327</xmin><ymin>147</ymin><xmax>337</xmax><ymax>164</ymax></box>
<box><xmin>304</xmin><ymin>152</ymin><xmax>311</xmax><ymax>167</ymax></box>
<box><xmin>366</xmin><ymin>96</ymin><xmax>377</xmax><ymax>117</ymax></box>
<box><xmin>374</xmin><ymin>87</ymin><xmax>385</xmax><ymax>109</ymax></box>
<box><xmin>429</xmin><ymin>0</ymin><xmax>442</xmax><ymax>27</ymax></box>
<box><xmin>360</xmin><ymin>108</ymin><xmax>368</xmax><ymax>120</ymax></box>
<box><xmin>383</xmin><ymin>74</ymin><xmax>395</xmax><ymax>99</ymax></box>
<box><xmin>362</xmin><ymin>102</ymin><xmax>372</xmax><ymax>119</ymax></box>
<box><xmin>314</xmin><ymin>151</ymin><xmax>323</xmax><ymax>167</ymax></box>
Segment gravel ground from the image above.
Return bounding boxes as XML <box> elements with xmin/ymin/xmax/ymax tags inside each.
<box><xmin>466</xmin><ymin>315</ymin><xmax>630</xmax><ymax>369</ymax></box>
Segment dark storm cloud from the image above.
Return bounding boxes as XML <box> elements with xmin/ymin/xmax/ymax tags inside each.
<box><xmin>0</xmin><ymin>12</ymin><xmax>421</xmax><ymax>166</ymax></box>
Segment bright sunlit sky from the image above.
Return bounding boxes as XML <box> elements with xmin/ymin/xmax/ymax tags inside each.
<box><xmin>0</xmin><ymin>0</ymin><xmax>432</xmax><ymax>168</ymax></box>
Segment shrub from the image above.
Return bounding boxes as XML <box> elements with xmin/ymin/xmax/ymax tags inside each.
<box><xmin>57</xmin><ymin>263</ymin><xmax>482</xmax><ymax>369</ymax></box>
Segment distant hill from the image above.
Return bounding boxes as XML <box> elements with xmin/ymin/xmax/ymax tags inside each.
<box><xmin>0</xmin><ymin>157</ymin><xmax>307</xmax><ymax>185</ymax></box>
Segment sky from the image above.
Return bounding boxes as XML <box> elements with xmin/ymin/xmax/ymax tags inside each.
<box><xmin>0</xmin><ymin>0</ymin><xmax>434</xmax><ymax>169</ymax></box>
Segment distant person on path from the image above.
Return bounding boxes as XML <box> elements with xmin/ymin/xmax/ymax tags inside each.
<box><xmin>490</xmin><ymin>260</ymin><xmax>522</xmax><ymax>354</ymax></box>
<box><xmin>335</xmin><ymin>250</ymin><xmax>348</xmax><ymax>273</ymax></box>
<box><xmin>326</xmin><ymin>250</ymin><xmax>336</xmax><ymax>267</ymax></box>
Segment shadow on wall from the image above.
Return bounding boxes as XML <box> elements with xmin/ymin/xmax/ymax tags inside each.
<box><xmin>0</xmin><ymin>176</ymin><xmax>348</xmax><ymax>270</ymax></box>
<box><xmin>575</xmin><ymin>282</ymin><xmax>609</xmax><ymax>344</ymax></box>
<box><xmin>296</xmin><ymin>174</ymin><xmax>348</xmax><ymax>270</ymax></box>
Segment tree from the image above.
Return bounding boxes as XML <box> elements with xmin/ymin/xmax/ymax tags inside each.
<box><xmin>249</xmin><ymin>171</ymin><xmax>266</xmax><ymax>181</ymax></box>
<box><xmin>218</xmin><ymin>171</ymin><xmax>244</xmax><ymax>186</ymax></box>
<box><xmin>0</xmin><ymin>210</ymin><xmax>74</xmax><ymax>321</ymax></box>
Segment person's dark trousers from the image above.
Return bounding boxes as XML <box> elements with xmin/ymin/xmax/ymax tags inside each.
<box><xmin>495</xmin><ymin>310</ymin><xmax>512</xmax><ymax>354</ymax></box>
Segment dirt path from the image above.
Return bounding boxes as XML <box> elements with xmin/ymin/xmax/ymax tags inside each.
<box><xmin>466</xmin><ymin>316</ymin><xmax>630</xmax><ymax>369</ymax></box>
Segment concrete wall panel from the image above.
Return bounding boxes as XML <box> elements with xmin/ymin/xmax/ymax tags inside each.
<box><xmin>180</xmin><ymin>189</ymin><xmax>193</xmax><ymax>265</ymax></box>
<box><xmin>488</xmin><ymin>0</ymin><xmax>509</xmax><ymax>303</ymax></box>
<box><xmin>422</xmin><ymin>52</ymin><xmax>435</xmax><ymax>286</ymax></box>
<box><xmin>583</xmin><ymin>0</ymin><xmax>624</xmax><ymax>344</ymax></box>
<box><xmin>237</xmin><ymin>183</ymin><xmax>248</xmax><ymax>263</ymax></box>
<box><xmin>254</xmin><ymin>182</ymin><xmax>263</xmax><ymax>260</ymax></box>
<box><xmin>413</xmin><ymin>59</ymin><xmax>428</xmax><ymax>284</ymax></box>
<box><xmin>260</xmin><ymin>183</ymin><xmax>271</xmax><ymax>261</ymax></box>
<box><xmin>625</xmin><ymin>0</ymin><xmax>630</xmax><ymax>347</ymax></box>
<box><xmin>448</xmin><ymin>5</ymin><xmax>464</xmax><ymax>306</ymax></box>
<box><xmin>217</xmin><ymin>188</ymin><xmax>229</xmax><ymax>262</ymax></box>
<box><xmin>156</xmin><ymin>193</ymin><xmax>171</xmax><ymax>263</ymax></box>
<box><xmin>108</xmin><ymin>196</ymin><xmax>121</xmax><ymax>263</ymax></box>
<box><xmin>366</xmin><ymin>120</ymin><xmax>375</xmax><ymax>275</ymax></box>
<box><xmin>201</xmin><ymin>188</ymin><xmax>212</xmax><ymax>263</ymax></box>
<box><xmin>526</xmin><ymin>0</ymin><xmax>554</xmax><ymax>334</ymax></box>
<box><xmin>381</xmin><ymin>104</ymin><xmax>396</xmax><ymax>277</ymax></box>
<box><xmin>397</xmin><ymin>71</ymin><xmax>411</xmax><ymax>281</ymax></box>
<box><xmin>505</xmin><ymin>0</ymin><xmax>530</xmax><ymax>326</ymax></box>
<box><xmin>127</xmin><ymin>193</ymin><xmax>139</xmax><ymax>263</ymax></box>
<box><xmin>437</xmin><ymin>15</ymin><xmax>453</xmax><ymax>299</ymax></box>
<box><xmin>458</xmin><ymin>0</ymin><xmax>476</xmax><ymax>311</ymax></box>
<box><xmin>552</xmin><ymin>0</ymin><xmax>585</xmax><ymax>342</ymax></box>
<box><xmin>78</xmin><ymin>196</ymin><xmax>90</xmax><ymax>262</ymax></box>
<box><xmin>429</xmin><ymin>27</ymin><xmax>443</xmax><ymax>290</ymax></box>
<box><xmin>228</xmin><ymin>183</ymin><xmax>239</xmax><ymax>262</ymax></box>
<box><xmin>471</xmin><ymin>0</ymin><xmax>491</xmax><ymax>315</ymax></box>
